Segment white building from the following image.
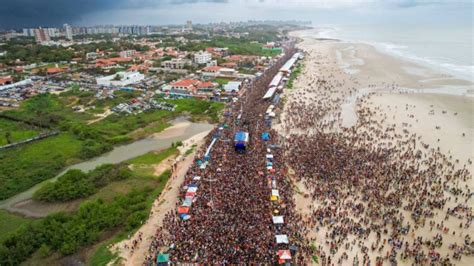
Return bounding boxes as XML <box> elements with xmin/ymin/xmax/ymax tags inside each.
<box><xmin>194</xmin><ymin>51</ymin><xmax>212</xmax><ymax>64</ymax></box>
<box><xmin>223</xmin><ymin>81</ymin><xmax>242</xmax><ymax>93</ymax></box>
<box><xmin>119</xmin><ymin>50</ymin><xmax>136</xmax><ymax>58</ymax></box>
<box><xmin>96</xmin><ymin>71</ymin><xmax>144</xmax><ymax>87</ymax></box>
<box><xmin>64</xmin><ymin>24</ymin><xmax>73</xmax><ymax>41</ymax></box>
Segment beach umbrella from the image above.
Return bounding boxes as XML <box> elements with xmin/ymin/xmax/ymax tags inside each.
<box><xmin>157</xmin><ymin>253</ymin><xmax>170</xmax><ymax>265</ymax></box>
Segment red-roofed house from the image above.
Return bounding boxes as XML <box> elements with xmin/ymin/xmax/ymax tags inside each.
<box><xmin>164</xmin><ymin>79</ymin><xmax>217</xmax><ymax>97</ymax></box>
<box><xmin>47</xmin><ymin>67</ymin><xmax>69</xmax><ymax>75</ymax></box>
<box><xmin>96</xmin><ymin>57</ymin><xmax>133</xmax><ymax>68</ymax></box>
<box><xmin>0</xmin><ymin>76</ymin><xmax>13</xmax><ymax>86</ymax></box>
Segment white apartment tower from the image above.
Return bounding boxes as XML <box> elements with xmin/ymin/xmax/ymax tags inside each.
<box><xmin>64</xmin><ymin>24</ymin><xmax>73</xmax><ymax>41</ymax></box>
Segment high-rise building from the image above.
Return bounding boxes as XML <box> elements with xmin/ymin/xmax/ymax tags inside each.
<box><xmin>64</xmin><ymin>24</ymin><xmax>73</xmax><ymax>41</ymax></box>
<box><xmin>34</xmin><ymin>27</ymin><xmax>50</xmax><ymax>43</ymax></box>
<box><xmin>45</xmin><ymin>28</ymin><xmax>59</xmax><ymax>38</ymax></box>
<box><xmin>23</xmin><ymin>28</ymin><xmax>36</xmax><ymax>37</ymax></box>
<box><xmin>187</xmin><ymin>20</ymin><xmax>193</xmax><ymax>31</ymax></box>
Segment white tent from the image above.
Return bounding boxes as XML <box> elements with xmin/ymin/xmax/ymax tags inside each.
<box><xmin>182</xmin><ymin>197</ymin><xmax>193</xmax><ymax>207</ymax></box>
<box><xmin>193</xmin><ymin>176</ymin><xmax>201</xmax><ymax>181</ymax></box>
<box><xmin>272</xmin><ymin>216</ymin><xmax>284</xmax><ymax>224</ymax></box>
<box><xmin>187</xmin><ymin>187</ymin><xmax>198</xmax><ymax>193</ymax></box>
<box><xmin>271</xmin><ymin>189</ymin><xmax>280</xmax><ymax>197</ymax></box>
<box><xmin>276</xmin><ymin>234</ymin><xmax>289</xmax><ymax>244</ymax></box>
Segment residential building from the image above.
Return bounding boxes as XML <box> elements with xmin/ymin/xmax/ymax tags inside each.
<box><xmin>22</xmin><ymin>28</ymin><xmax>35</xmax><ymax>37</ymax></box>
<box><xmin>187</xmin><ymin>20</ymin><xmax>193</xmax><ymax>31</ymax></box>
<box><xmin>86</xmin><ymin>52</ymin><xmax>99</xmax><ymax>60</ymax></box>
<box><xmin>161</xmin><ymin>58</ymin><xmax>191</xmax><ymax>69</ymax></box>
<box><xmin>194</xmin><ymin>51</ymin><xmax>212</xmax><ymax>64</ymax></box>
<box><xmin>119</xmin><ymin>50</ymin><xmax>136</xmax><ymax>58</ymax></box>
<box><xmin>96</xmin><ymin>71</ymin><xmax>145</xmax><ymax>87</ymax></box>
<box><xmin>0</xmin><ymin>76</ymin><xmax>13</xmax><ymax>86</ymax></box>
<box><xmin>34</xmin><ymin>28</ymin><xmax>50</xmax><ymax>43</ymax></box>
<box><xmin>45</xmin><ymin>28</ymin><xmax>59</xmax><ymax>38</ymax></box>
<box><xmin>201</xmin><ymin>66</ymin><xmax>237</xmax><ymax>78</ymax></box>
<box><xmin>64</xmin><ymin>24</ymin><xmax>73</xmax><ymax>40</ymax></box>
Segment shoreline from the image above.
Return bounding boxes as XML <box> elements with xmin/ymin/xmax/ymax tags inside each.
<box><xmin>295</xmin><ymin>27</ymin><xmax>474</xmax><ymax>83</ymax></box>
<box><xmin>277</xmin><ymin>30</ymin><xmax>473</xmax><ymax>265</ymax></box>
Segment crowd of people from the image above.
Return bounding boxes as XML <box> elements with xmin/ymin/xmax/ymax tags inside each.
<box><xmin>278</xmin><ymin>46</ymin><xmax>473</xmax><ymax>265</ymax></box>
<box><xmin>142</xmin><ymin>39</ymin><xmax>473</xmax><ymax>265</ymax></box>
<box><xmin>144</xmin><ymin>45</ymin><xmax>313</xmax><ymax>264</ymax></box>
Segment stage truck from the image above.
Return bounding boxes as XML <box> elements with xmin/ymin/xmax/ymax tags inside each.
<box><xmin>234</xmin><ymin>131</ymin><xmax>249</xmax><ymax>152</ymax></box>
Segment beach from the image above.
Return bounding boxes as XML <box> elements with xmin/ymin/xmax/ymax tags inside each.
<box><xmin>277</xmin><ymin>29</ymin><xmax>473</xmax><ymax>265</ymax></box>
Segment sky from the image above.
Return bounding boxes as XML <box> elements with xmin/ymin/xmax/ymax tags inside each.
<box><xmin>0</xmin><ymin>0</ymin><xmax>472</xmax><ymax>29</ymax></box>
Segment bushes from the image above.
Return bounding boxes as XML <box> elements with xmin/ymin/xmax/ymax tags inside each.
<box><xmin>33</xmin><ymin>164</ymin><xmax>132</xmax><ymax>202</ymax></box>
<box><xmin>0</xmin><ymin>188</ymin><xmax>156</xmax><ymax>265</ymax></box>
<box><xmin>34</xmin><ymin>170</ymin><xmax>93</xmax><ymax>202</ymax></box>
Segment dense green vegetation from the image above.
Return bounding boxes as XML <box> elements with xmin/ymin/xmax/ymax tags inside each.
<box><xmin>0</xmin><ymin>210</ymin><xmax>32</xmax><ymax>243</ymax></box>
<box><xmin>177</xmin><ymin>36</ymin><xmax>281</xmax><ymax>57</ymax></box>
<box><xmin>0</xmin><ymin>118</ymin><xmax>39</xmax><ymax>146</ymax></box>
<box><xmin>33</xmin><ymin>164</ymin><xmax>132</xmax><ymax>202</ymax></box>
<box><xmin>0</xmin><ymin>91</ymin><xmax>222</xmax><ymax>200</ymax></box>
<box><xmin>0</xmin><ymin>133</ymin><xmax>83</xmax><ymax>200</ymax></box>
<box><xmin>0</xmin><ymin>183</ymin><xmax>167</xmax><ymax>265</ymax></box>
<box><xmin>0</xmin><ymin>39</ymin><xmax>149</xmax><ymax>65</ymax></box>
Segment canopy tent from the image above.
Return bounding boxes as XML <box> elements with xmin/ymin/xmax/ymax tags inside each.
<box><xmin>188</xmin><ymin>183</ymin><xmax>198</xmax><ymax>188</ymax></box>
<box><xmin>280</xmin><ymin>52</ymin><xmax>301</xmax><ymax>73</ymax></box>
<box><xmin>271</xmin><ymin>195</ymin><xmax>279</xmax><ymax>201</ymax></box>
<box><xmin>180</xmin><ymin>214</ymin><xmax>191</xmax><ymax>221</ymax></box>
<box><xmin>266</xmin><ymin>154</ymin><xmax>274</xmax><ymax>160</ymax></box>
<box><xmin>185</xmin><ymin>191</ymin><xmax>196</xmax><ymax>198</ymax></box>
<box><xmin>157</xmin><ymin>253</ymin><xmax>170</xmax><ymax>265</ymax></box>
<box><xmin>261</xmin><ymin>132</ymin><xmax>270</xmax><ymax>141</ymax></box>
<box><xmin>272</xmin><ymin>215</ymin><xmax>284</xmax><ymax>224</ymax></box>
<box><xmin>272</xmin><ymin>190</ymin><xmax>279</xmax><ymax>197</ymax></box>
<box><xmin>193</xmin><ymin>176</ymin><xmax>201</xmax><ymax>181</ymax></box>
<box><xmin>278</xmin><ymin>249</ymin><xmax>292</xmax><ymax>260</ymax></box>
<box><xmin>276</xmin><ymin>234</ymin><xmax>289</xmax><ymax>244</ymax></box>
<box><xmin>263</xmin><ymin>86</ymin><xmax>277</xmax><ymax>100</ymax></box>
<box><xmin>204</xmin><ymin>137</ymin><xmax>218</xmax><ymax>161</ymax></box>
<box><xmin>178</xmin><ymin>206</ymin><xmax>189</xmax><ymax>214</ymax></box>
<box><xmin>182</xmin><ymin>196</ymin><xmax>193</xmax><ymax>207</ymax></box>
<box><xmin>187</xmin><ymin>187</ymin><xmax>198</xmax><ymax>193</ymax></box>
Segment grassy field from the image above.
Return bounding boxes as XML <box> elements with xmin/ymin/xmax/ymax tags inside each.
<box><xmin>212</xmin><ymin>77</ymin><xmax>231</xmax><ymax>86</ymax></box>
<box><xmin>0</xmin><ymin>91</ymin><xmax>222</xmax><ymax>200</ymax></box>
<box><xmin>0</xmin><ymin>210</ymin><xmax>32</xmax><ymax>243</ymax></box>
<box><xmin>0</xmin><ymin>133</ymin><xmax>83</xmax><ymax>200</ymax></box>
<box><xmin>0</xmin><ymin>118</ymin><xmax>39</xmax><ymax>146</ymax></box>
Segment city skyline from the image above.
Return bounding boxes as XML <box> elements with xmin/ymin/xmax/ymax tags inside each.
<box><xmin>1</xmin><ymin>0</ymin><xmax>472</xmax><ymax>29</ymax></box>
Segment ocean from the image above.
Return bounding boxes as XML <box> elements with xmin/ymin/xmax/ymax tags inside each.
<box><xmin>315</xmin><ymin>25</ymin><xmax>473</xmax><ymax>82</ymax></box>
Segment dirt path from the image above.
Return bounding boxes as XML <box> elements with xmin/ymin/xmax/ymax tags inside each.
<box><xmin>87</xmin><ymin>108</ymin><xmax>112</xmax><ymax>125</ymax></box>
<box><xmin>110</xmin><ymin>131</ymin><xmax>210</xmax><ymax>266</ymax></box>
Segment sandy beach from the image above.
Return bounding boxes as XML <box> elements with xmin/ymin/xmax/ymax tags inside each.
<box><xmin>275</xmin><ymin>29</ymin><xmax>474</xmax><ymax>265</ymax></box>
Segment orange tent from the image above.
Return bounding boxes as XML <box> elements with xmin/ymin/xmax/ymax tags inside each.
<box><xmin>178</xmin><ymin>206</ymin><xmax>189</xmax><ymax>214</ymax></box>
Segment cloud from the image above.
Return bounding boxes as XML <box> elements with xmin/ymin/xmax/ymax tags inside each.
<box><xmin>0</xmin><ymin>0</ymin><xmax>228</xmax><ymax>28</ymax></box>
<box><xmin>0</xmin><ymin>0</ymin><xmax>470</xmax><ymax>28</ymax></box>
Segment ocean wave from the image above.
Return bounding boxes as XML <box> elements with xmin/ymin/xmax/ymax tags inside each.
<box><xmin>314</xmin><ymin>27</ymin><xmax>474</xmax><ymax>82</ymax></box>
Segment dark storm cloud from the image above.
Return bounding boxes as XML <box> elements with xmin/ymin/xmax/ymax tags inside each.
<box><xmin>0</xmin><ymin>0</ymin><xmax>227</xmax><ymax>29</ymax></box>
